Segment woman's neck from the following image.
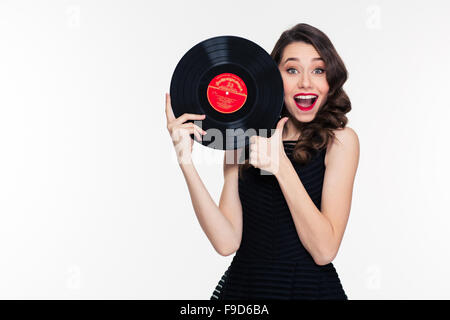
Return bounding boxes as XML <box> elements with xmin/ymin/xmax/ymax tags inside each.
<box><xmin>282</xmin><ymin>118</ymin><xmax>302</xmax><ymax>141</ymax></box>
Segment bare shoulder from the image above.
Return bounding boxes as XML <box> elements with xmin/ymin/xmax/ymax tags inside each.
<box><xmin>325</xmin><ymin>127</ymin><xmax>360</xmax><ymax>168</ymax></box>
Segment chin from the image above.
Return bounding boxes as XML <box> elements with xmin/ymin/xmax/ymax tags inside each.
<box><xmin>288</xmin><ymin>107</ymin><xmax>317</xmax><ymax>123</ymax></box>
<box><xmin>295</xmin><ymin>115</ymin><xmax>315</xmax><ymax>123</ymax></box>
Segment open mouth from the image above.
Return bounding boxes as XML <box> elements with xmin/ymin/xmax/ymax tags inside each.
<box><xmin>294</xmin><ymin>94</ymin><xmax>318</xmax><ymax>111</ymax></box>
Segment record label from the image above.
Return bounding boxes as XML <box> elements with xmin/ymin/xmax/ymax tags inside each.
<box><xmin>206</xmin><ymin>73</ymin><xmax>248</xmax><ymax>114</ymax></box>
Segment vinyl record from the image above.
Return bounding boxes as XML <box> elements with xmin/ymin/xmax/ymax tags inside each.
<box><xmin>170</xmin><ymin>35</ymin><xmax>284</xmax><ymax>150</ymax></box>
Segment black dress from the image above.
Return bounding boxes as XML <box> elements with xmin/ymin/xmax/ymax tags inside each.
<box><xmin>210</xmin><ymin>140</ymin><xmax>348</xmax><ymax>300</ymax></box>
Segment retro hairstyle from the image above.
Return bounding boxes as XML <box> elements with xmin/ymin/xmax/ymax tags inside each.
<box><xmin>239</xmin><ymin>23</ymin><xmax>351</xmax><ymax>176</ymax></box>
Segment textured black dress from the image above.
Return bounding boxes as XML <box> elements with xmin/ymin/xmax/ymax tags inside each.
<box><xmin>210</xmin><ymin>140</ymin><xmax>347</xmax><ymax>300</ymax></box>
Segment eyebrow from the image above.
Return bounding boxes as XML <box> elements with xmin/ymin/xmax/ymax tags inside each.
<box><xmin>283</xmin><ymin>57</ymin><xmax>324</xmax><ymax>65</ymax></box>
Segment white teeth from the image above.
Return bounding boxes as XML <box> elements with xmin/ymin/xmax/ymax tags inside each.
<box><xmin>295</xmin><ymin>95</ymin><xmax>317</xmax><ymax>99</ymax></box>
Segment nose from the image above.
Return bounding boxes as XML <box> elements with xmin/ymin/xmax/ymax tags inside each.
<box><xmin>297</xmin><ymin>72</ymin><xmax>312</xmax><ymax>88</ymax></box>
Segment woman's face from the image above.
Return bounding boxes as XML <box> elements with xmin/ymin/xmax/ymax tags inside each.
<box><xmin>278</xmin><ymin>41</ymin><xmax>329</xmax><ymax>122</ymax></box>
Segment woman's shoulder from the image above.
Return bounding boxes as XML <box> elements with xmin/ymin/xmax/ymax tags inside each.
<box><xmin>332</xmin><ymin>126</ymin><xmax>358</xmax><ymax>143</ymax></box>
<box><xmin>325</xmin><ymin>127</ymin><xmax>360</xmax><ymax>168</ymax></box>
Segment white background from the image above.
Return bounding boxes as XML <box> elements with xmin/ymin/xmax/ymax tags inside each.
<box><xmin>0</xmin><ymin>0</ymin><xmax>449</xmax><ymax>299</ymax></box>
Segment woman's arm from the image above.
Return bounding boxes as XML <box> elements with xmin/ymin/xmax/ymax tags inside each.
<box><xmin>165</xmin><ymin>92</ymin><xmax>242</xmax><ymax>256</ymax></box>
<box><xmin>275</xmin><ymin>127</ymin><xmax>360</xmax><ymax>265</ymax></box>
<box><xmin>179</xmin><ymin>149</ymin><xmax>243</xmax><ymax>256</ymax></box>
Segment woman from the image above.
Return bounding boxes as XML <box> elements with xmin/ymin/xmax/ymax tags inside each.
<box><xmin>165</xmin><ymin>23</ymin><xmax>359</xmax><ymax>300</ymax></box>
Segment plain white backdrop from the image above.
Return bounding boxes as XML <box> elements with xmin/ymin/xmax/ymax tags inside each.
<box><xmin>0</xmin><ymin>0</ymin><xmax>449</xmax><ymax>299</ymax></box>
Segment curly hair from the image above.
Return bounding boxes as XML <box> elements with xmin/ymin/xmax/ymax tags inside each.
<box><xmin>239</xmin><ymin>23</ymin><xmax>351</xmax><ymax>176</ymax></box>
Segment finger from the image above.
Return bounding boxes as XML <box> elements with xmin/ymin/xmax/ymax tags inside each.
<box><xmin>174</xmin><ymin>113</ymin><xmax>206</xmax><ymax>126</ymax></box>
<box><xmin>180</xmin><ymin>122</ymin><xmax>207</xmax><ymax>135</ymax></box>
<box><xmin>165</xmin><ymin>93</ymin><xmax>176</xmax><ymax>122</ymax></box>
<box><xmin>180</xmin><ymin>124</ymin><xmax>203</xmax><ymax>142</ymax></box>
<box><xmin>250</xmin><ymin>135</ymin><xmax>258</xmax><ymax>145</ymax></box>
<box><xmin>275</xmin><ymin>116</ymin><xmax>289</xmax><ymax>134</ymax></box>
<box><xmin>192</xmin><ymin>128</ymin><xmax>202</xmax><ymax>142</ymax></box>
<box><xmin>177</xmin><ymin>125</ymin><xmax>197</xmax><ymax>137</ymax></box>
<box><xmin>193</xmin><ymin>124</ymin><xmax>207</xmax><ymax>135</ymax></box>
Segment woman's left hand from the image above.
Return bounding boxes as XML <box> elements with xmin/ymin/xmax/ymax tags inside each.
<box><xmin>249</xmin><ymin>117</ymin><xmax>290</xmax><ymax>175</ymax></box>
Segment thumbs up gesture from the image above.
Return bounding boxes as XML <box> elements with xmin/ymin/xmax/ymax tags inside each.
<box><xmin>249</xmin><ymin>117</ymin><xmax>290</xmax><ymax>175</ymax></box>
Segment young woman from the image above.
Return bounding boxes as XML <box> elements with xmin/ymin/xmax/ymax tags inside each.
<box><xmin>165</xmin><ymin>23</ymin><xmax>359</xmax><ymax>300</ymax></box>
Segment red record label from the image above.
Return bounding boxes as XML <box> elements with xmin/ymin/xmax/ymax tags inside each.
<box><xmin>206</xmin><ymin>73</ymin><xmax>248</xmax><ymax>113</ymax></box>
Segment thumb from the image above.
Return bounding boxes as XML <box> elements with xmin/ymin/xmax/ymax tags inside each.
<box><xmin>275</xmin><ymin>117</ymin><xmax>289</xmax><ymax>137</ymax></box>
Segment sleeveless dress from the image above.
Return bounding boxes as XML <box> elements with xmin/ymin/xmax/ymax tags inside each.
<box><xmin>210</xmin><ymin>140</ymin><xmax>348</xmax><ymax>300</ymax></box>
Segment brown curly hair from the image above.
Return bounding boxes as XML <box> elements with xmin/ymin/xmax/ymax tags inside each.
<box><xmin>239</xmin><ymin>23</ymin><xmax>351</xmax><ymax>176</ymax></box>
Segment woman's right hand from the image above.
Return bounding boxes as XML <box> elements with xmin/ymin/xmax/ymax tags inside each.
<box><xmin>165</xmin><ymin>93</ymin><xmax>207</xmax><ymax>163</ymax></box>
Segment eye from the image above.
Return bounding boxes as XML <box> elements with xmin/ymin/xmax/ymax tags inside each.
<box><xmin>287</xmin><ymin>68</ymin><xmax>298</xmax><ymax>74</ymax></box>
<box><xmin>313</xmin><ymin>68</ymin><xmax>326</xmax><ymax>74</ymax></box>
